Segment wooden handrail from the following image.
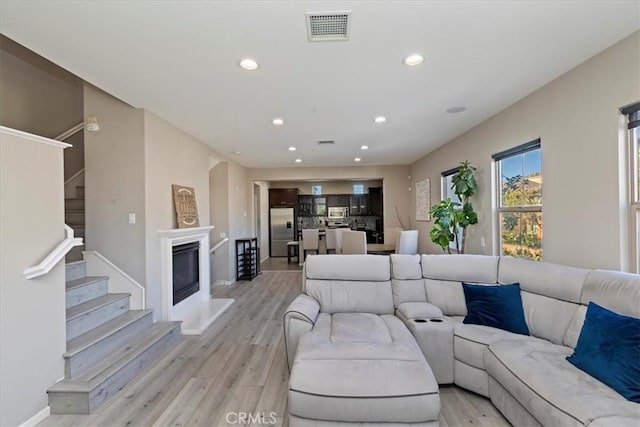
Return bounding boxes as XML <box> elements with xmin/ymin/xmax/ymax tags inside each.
<box><xmin>23</xmin><ymin>225</ymin><xmax>83</xmax><ymax>279</ymax></box>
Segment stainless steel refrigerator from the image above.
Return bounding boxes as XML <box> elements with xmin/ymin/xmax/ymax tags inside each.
<box><xmin>270</xmin><ymin>207</ymin><xmax>295</xmax><ymax>257</ymax></box>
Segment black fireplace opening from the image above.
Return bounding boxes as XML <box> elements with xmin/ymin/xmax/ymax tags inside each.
<box><xmin>173</xmin><ymin>242</ymin><xmax>200</xmax><ymax>305</ymax></box>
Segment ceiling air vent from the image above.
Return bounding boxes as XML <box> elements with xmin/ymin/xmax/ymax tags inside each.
<box><xmin>306</xmin><ymin>11</ymin><xmax>351</xmax><ymax>42</ymax></box>
<box><xmin>317</xmin><ymin>140</ymin><xmax>335</xmax><ymax>146</ymax></box>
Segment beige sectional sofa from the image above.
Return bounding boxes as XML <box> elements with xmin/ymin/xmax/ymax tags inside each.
<box><xmin>284</xmin><ymin>254</ymin><xmax>640</xmax><ymax>426</ymax></box>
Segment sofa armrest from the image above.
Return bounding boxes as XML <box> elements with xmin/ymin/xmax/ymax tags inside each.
<box><xmin>396</xmin><ymin>302</ymin><xmax>443</xmax><ymax>320</ymax></box>
<box><xmin>283</xmin><ymin>294</ymin><xmax>320</xmax><ymax>371</ymax></box>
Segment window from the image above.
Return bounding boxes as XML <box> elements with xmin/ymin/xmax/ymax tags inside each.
<box><xmin>353</xmin><ymin>184</ymin><xmax>364</xmax><ymax>194</ymax></box>
<box><xmin>441</xmin><ymin>168</ymin><xmax>458</xmax><ymax>201</ymax></box>
<box><xmin>622</xmin><ymin>102</ymin><xmax>640</xmax><ymax>272</ymax></box>
<box><xmin>493</xmin><ymin>139</ymin><xmax>542</xmax><ymax>260</ymax></box>
<box><xmin>441</xmin><ymin>167</ymin><xmax>462</xmax><ymax>250</ymax></box>
<box><xmin>312</xmin><ymin>185</ymin><xmax>322</xmax><ymax>195</ymax></box>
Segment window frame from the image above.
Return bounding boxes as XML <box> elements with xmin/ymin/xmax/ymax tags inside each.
<box><xmin>493</xmin><ymin>139</ymin><xmax>543</xmax><ymax>260</ymax></box>
<box><xmin>622</xmin><ymin>102</ymin><xmax>640</xmax><ymax>273</ymax></box>
<box><xmin>441</xmin><ymin>167</ymin><xmax>462</xmax><ymax>251</ymax></box>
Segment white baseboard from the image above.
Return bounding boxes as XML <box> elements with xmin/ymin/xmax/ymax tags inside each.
<box><xmin>213</xmin><ymin>279</ymin><xmax>235</xmax><ymax>286</ymax></box>
<box><xmin>19</xmin><ymin>406</ymin><xmax>50</xmax><ymax>427</ymax></box>
<box><xmin>261</xmin><ymin>255</ymin><xmax>269</xmax><ymax>263</ymax></box>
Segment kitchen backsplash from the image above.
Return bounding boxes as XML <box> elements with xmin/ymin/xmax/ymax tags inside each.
<box><xmin>298</xmin><ymin>216</ymin><xmax>379</xmax><ymax>230</ymax></box>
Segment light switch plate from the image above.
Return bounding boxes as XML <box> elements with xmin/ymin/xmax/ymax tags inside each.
<box><xmin>128</xmin><ymin>213</ymin><xmax>136</xmax><ymax>224</ymax></box>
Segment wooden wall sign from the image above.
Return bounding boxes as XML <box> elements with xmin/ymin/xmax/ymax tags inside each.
<box><xmin>172</xmin><ymin>185</ymin><xmax>199</xmax><ymax>228</ymax></box>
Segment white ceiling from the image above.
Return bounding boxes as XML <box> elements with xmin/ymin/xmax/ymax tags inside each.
<box><xmin>1</xmin><ymin>1</ymin><xmax>638</xmax><ymax>168</ymax></box>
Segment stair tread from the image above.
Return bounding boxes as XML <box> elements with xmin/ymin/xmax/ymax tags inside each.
<box><xmin>66</xmin><ymin>293</ymin><xmax>130</xmax><ymax>321</ymax></box>
<box><xmin>65</xmin><ymin>309</ymin><xmax>152</xmax><ymax>357</ymax></box>
<box><xmin>65</xmin><ymin>276</ymin><xmax>108</xmax><ymax>291</ymax></box>
<box><xmin>49</xmin><ymin>321</ymin><xmax>181</xmax><ymax>392</ymax></box>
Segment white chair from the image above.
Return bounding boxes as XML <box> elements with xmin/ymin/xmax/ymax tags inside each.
<box><xmin>325</xmin><ymin>229</ymin><xmax>338</xmax><ymax>254</ymax></box>
<box><xmin>342</xmin><ymin>230</ymin><xmax>367</xmax><ymax>254</ymax></box>
<box><xmin>384</xmin><ymin>227</ymin><xmax>403</xmax><ymax>247</ymax></box>
<box><xmin>395</xmin><ymin>230</ymin><xmax>419</xmax><ymax>255</ymax></box>
<box><xmin>302</xmin><ymin>229</ymin><xmax>319</xmax><ymax>260</ymax></box>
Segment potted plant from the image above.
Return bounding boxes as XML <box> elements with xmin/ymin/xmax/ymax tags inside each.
<box><xmin>428</xmin><ymin>160</ymin><xmax>478</xmax><ymax>254</ymax></box>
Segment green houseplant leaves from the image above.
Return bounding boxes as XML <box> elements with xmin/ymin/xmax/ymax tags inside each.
<box><xmin>428</xmin><ymin>161</ymin><xmax>478</xmax><ymax>254</ymax></box>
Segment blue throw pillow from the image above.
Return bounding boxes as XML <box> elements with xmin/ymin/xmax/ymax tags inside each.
<box><xmin>566</xmin><ymin>302</ymin><xmax>640</xmax><ymax>403</ymax></box>
<box><xmin>462</xmin><ymin>282</ymin><xmax>530</xmax><ymax>335</ymax></box>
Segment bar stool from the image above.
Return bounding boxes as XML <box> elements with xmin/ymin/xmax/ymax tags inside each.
<box><xmin>302</xmin><ymin>229</ymin><xmax>320</xmax><ymax>260</ymax></box>
<box><xmin>287</xmin><ymin>241</ymin><xmax>299</xmax><ymax>263</ymax></box>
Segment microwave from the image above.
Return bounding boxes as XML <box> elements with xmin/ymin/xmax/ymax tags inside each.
<box><xmin>328</xmin><ymin>207</ymin><xmax>349</xmax><ymax>219</ymax></box>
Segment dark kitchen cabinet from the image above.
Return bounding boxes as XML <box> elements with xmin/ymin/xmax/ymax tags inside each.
<box><xmin>270</xmin><ymin>188</ymin><xmax>298</xmax><ymax>207</ymax></box>
<box><xmin>350</xmin><ymin>195</ymin><xmax>369</xmax><ymax>215</ymax></box>
<box><xmin>369</xmin><ymin>187</ymin><xmax>383</xmax><ymax>217</ymax></box>
<box><xmin>327</xmin><ymin>194</ymin><xmax>350</xmax><ymax>207</ymax></box>
<box><xmin>298</xmin><ymin>195</ymin><xmax>313</xmax><ymax>216</ymax></box>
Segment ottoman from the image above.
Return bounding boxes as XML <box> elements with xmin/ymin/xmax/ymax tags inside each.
<box><xmin>288</xmin><ymin>312</ymin><xmax>440</xmax><ymax>426</ymax></box>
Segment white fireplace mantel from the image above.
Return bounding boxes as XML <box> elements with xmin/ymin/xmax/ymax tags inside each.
<box><xmin>158</xmin><ymin>225</ymin><xmax>233</xmax><ymax>334</ymax></box>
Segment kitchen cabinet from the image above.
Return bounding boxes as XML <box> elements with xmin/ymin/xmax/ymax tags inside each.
<box><xmin>327</xmin><ymin>194</ymin><xmax>350</xmax><ymax>208</ymax></box>
<box><xmin>350</xmin><ymin>195</ymin><xmax>369</xmax><ymax>215</ymax></box>
<box><xmin>369</xmin><ymin>187</ymin><xmax>383</xmax><ymax>217</ymax></box>
<box><xmin>270</xmin><ymin>188</ymin><xmax>298</xmax><ymax>207</ymax></box>
<box><xmin>298</xmin><ymin>195</ymin><xmax>313</xmax><ymax>216</ymax></box>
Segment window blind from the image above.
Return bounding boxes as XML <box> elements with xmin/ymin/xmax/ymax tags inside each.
<box><xmin>621</xmin><ymin>102</ymin><xmax>640</xmax><ymax>130</ymax></box>
<box><xmin>492</xmin><ymin>138</ymin><xmax>541</xmax><ymax>161</ymax></box>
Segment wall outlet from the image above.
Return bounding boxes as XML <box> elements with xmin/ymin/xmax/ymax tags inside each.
<box><xmin>128</xmin><ymin>213</ymin><xmax>136</xmax><ymax>224</ymax></box>
<box><xmin>220</xmin><ymin>232</ymin><xmax>226</xmax><ymax>239</ymax></box>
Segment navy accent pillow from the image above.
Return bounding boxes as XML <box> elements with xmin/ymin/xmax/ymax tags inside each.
<box><xmin>566</xmin><ymin>302</ymin><xmax>640</xmax><ymax>403</ymax></box>
<box><xmin>462</xmin><ymin>282</ymin><xmax>530</xmax><ymax>335</ymax></box>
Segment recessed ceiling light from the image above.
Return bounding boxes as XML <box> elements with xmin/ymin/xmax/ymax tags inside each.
<box><xmin>239</xmin><ymin>58</ymin><xmax>259</xmax><ymax>70</ymax></box>
<box><xmin>272</xmin><ymin>118</ymin><xmax>284</xmax><ymax>126</ymax></box>
<box><xmin>288</xmin><ymin>146</ymin><xmax>296</xmax><ymax>151</ymax></box>
<box><xmin>403</xmin><ymin>54</ymin><xmax>424</xmax><ymax>66</ymax></box>
<box><xmin>446</xmin><ymin>106</ymin><xmax>467</xmax><ymax>114</ymax></box>
<box><xmin>374</xmin><ymin>116</ymin><xmax>386</xmax><ymax>124</ymax></box>
<box><xmin>295</xmin><ymin>158</ymin><xmax>302</xmax><ymax>163</ymax></box>
<box><xmin>354</xmin><ymin>157</ymin><xmax>361</xmax><ymax>162</ymax></box>
<box><xmin>360</xmin><ymin>145</ymin><xmax>369</xmax><ymax>150</ymax></box>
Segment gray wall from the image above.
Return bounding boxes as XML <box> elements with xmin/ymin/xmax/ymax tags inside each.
<box><xmin>210</xmin><ymin>162</ymin><xmax>231</xmax><ymax>283</ymax></box>
<box><xmin>0</xmin><ymin>131</ymin><xmax>67</xmax><ymax>426</ymax></box>
<box><xmin>83</xmin><ymin>84</ymin><xmax>147</xmax><ymax>283</ymax></box>
<box><xmin>0</xmin><ymin>35</ymin><xmax>82</xmax><ymax>137</ymax></box>
<box><xmin>410</xmin><ymin>31</ymin><xmax>640</xmax><ymax>270</ymax></box>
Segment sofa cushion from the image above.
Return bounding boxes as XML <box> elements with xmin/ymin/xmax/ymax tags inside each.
<box><xmin>424</xmin><ymin>278</ymin><xmax>467</xmax><ymax>316</ymax></box>
<box><xmin>462</xmin><ymin>283</ymin><xmax>530</xmax><ymax>335</ymax></box>
<box><xmin>453</xmin><ymin>319</ymin><xmax>541</xmax><ymax>369</ymax></box>
<box><xmin>484</xmin><ymin>339</ymin><xmax>640</xmax><ymax>426</ymax></box>
<box><xmin>391</xmin><ymin>254</ymin><xmax>422</xmax><ymax>279</ymax></box>
<box><xmin>396</xmin><ymin>302</ymin><xmax>443</xmax><ymax>320</ymax></box>
<box><xmin>305</xmin><ymin>254</ymin><xmax>390</xmax><ymax>281</ymax></box>
<box><xmin>289</xmin><ymin>313</ymin><xmax>440</xmax><ymax>423</ymax></box>
<box><xmin>422</xmin><ymin>254</ymin><xmax>499</xmax><ymax>283</ymax></box>
<box><xmin>566</xmin><ymin>302</ymin><xmax>640</xmax><ymax>402</ymax></box>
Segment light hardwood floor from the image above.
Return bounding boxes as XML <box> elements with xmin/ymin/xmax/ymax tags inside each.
<box><xmin>39</xmin><ymin>270</ymin><xmax>509</xmax><ymax>427</ymax></box>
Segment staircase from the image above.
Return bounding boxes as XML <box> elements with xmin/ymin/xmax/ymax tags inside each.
<box><xmin>48</xmin><ymin>261</ymin><xmax>181</xmax><ymax>414</ymax></box>
<box><xmin>65</xmin><ymin>185</ymin><xmax>85</xmax><ymax>262</ymax></box>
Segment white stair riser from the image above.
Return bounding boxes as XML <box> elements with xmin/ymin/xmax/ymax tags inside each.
<box><xmin>67</xmin><ymin>298</ymin><xmax>130</xmax><ymax>341</ymax></box>
<box><xmin>66</xmin><ymin>279</ymin><xmax>108</xmax><ymax>309</ymax></box>
<box><xmin>65</xmin><ymin>312</ymin><xmax>154</xmax><ymax>378</ymax></box>
<box><xmin>49</xmin><ymin>325</ymin><xmax>181</xmax><ymax>415</ymax></box>
<box><xmin>65</xmin><ymin>262</ymin><xmax>87</xmax><ymax>282</ymax></box>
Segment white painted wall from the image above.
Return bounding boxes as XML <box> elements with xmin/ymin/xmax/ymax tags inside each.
<box><xmin>410</xmin><ymin>31</ymin><xmax>640</xmax><ymax>270</ymax></box>
<box><xmin>210</xmin><ymin>162</ymin><xmax>230</xmax><ymax>283</ymax></box>
<box><xmin>0</xmin><ymin>130</ymin><xmax>67</xmax><ymax>426</ymax></box>
<box><xmin>144</xmin><ymin>111</ymin><xmax>212</xmax><ymax>318</ymax></box>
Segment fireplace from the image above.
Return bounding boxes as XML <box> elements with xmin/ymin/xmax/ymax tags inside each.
<box><xmin>172</xmin><ymin>242</ymin><xmax>200</xmax><ymax>305</ymax></box>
